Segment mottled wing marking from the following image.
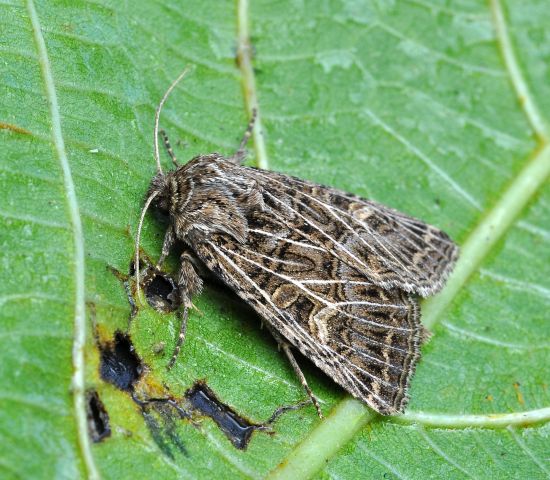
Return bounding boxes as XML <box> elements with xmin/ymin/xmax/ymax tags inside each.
<box><xmin>194</xmin><ymin>206</ymin><xmax>422</xmax><ymax>414</ymax></box>
<box><xmin>250</xmin><ymin>169</ymin><xmax>458</xmax><ymax>296</ymax></box>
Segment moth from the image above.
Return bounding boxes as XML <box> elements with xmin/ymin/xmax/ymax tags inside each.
<box><xmin>135</xmin><ymin>69</ymin><xmax>458</xmax><ymax>417</ymax></box>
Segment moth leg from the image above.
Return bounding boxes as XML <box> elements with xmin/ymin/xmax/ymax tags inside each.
<box><xmin>156</xmin><ymin>224</ymin><xmax>176</xmax><ymax>270</ymax></box>
<box><xmin>230</xmin><ymin>109</ymin><xmax>257</xmax><ymax>164</ymax></box>
<box><xmin>177</xmin><ymin>250</ymin><xmax>204</xmax><ymax>305</ymax></box>
<box><xmin>166</xmin><ymin>306</ymin><xmax>188</xmax><ymax>370</ymax></box>
<box><xmin>159</xmin><ymin>129</ymin><xmax>179</xmax><ymax>167</ymax></box>
<box><xmin>167</xmin><ymin>250</ymin><xmax>203</xmax><ymax>370</ymax></box>
<box><xmin>280</xmin><ymin>343</ymin><xmax>324</xmax><ymax>419</ymax></box>
<box><xmin>265</xmin><ymin>325</ymin><xmax>324</xmax><ymax>419</ymax></box>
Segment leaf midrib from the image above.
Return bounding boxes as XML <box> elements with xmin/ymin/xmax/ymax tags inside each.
<box><xmin>26</xmin><ymin>1</ymin><xmax>97</xmax><ymax>479</ymax></box>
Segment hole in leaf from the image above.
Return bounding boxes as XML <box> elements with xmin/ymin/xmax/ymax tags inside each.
<box><xmin>144</xmin><ymin>272</ymin><xmax>180</xmax><ymax>312</ymax></box>
<box><xmin>86</xmin><ymin>390</ymin><xmax>111</xmax><ymax>443</ymax></box>
<box><xmin>99</xmin><ymin>332</ymin><xmax>142</xmax><ymax>391</ymax></box>
<box><xmin>185</xmin><ymin>381</ymin><xmax>265</xmax><ymax>450</ymax></box>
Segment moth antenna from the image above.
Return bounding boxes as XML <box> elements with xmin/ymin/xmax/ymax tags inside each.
<box><xmin>135</xmin><ymin>190</ymin><xmax>159</xmax><ymax>303</ymax></box>
<box><xmin>159</xmin><ymin>129</ymin><xmax>178</xmax><ymax>167</ymax></box>
<box><xmin>154</xmin><ymin>66</ymin><xmax>193</xmax><ymax>174</ymax></box>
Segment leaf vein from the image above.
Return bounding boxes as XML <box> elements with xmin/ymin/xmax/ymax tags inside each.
<box><xmin>364</xmin><ymin>109</ymin><xmax>482</xmax><ymax>209</ymax></box>
<box><xmin>507</xmin><ymin>426</ymin><xmax>550</xmax><ymax>476</ymax></box>
<box><xmin>237</xmin><ymin>0</ymin><xmax>269</xmax><ymax>169</ymax></box>
<box><xmin>442</xmin><ymin>322</ymin><xmax>550</xmax><ymax>351</ymax></box>
<box><xmin>376</xmin><ymin>21</ymin><xmax>505</xmax><ymax>77</ymax></box>
<box><xmin>490</xmin><ymin>0</ymin><xmax>549</xmax><ymax>141</ymax></box>
<box><xmin>357</xmin><ymin>445</ymin><xmax>408</xmax><ymax>480</ymax></box>
<box><xmin>398</xmin><ymin>406</ymin><xmax>550</xmax><ymax>429</ymax></box>
<box><xmin>417</xmin><ymin>426</ymin><xmax>474</xmax><ymax>478</ymax></box>
<box><xmin>25</xmin><ymin>2</ymin><xmax>96</xmax><ymax>478</ymax></box>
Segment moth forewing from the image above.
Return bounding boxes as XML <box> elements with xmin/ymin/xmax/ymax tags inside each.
<box><xmin>191</xmin><ymin>180</ymin><xmax>430</xmax><ymax>415</ymax></box>
<box><xmin>138</xmin><ymin>73</ymin><xmax>458</xmax><ymax>417</ymax></box>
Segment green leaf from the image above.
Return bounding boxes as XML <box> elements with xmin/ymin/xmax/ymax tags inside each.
<box><xmin>1</xmin><ymin>0</ymin><xmax>549</xmax><ymax>479</ymax></box>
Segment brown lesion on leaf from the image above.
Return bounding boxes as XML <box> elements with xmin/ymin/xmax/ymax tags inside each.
<box><xmin>0</xmin><ymin>122</ymin><xmax>32</xmax><ymax>135</ymax></box>
<box><xmin>99</xmin><ymin>331</ymin><xmax>143</xmax><ymax>391</ymax></box>
<box><xmin>132</xmin><ymin>378</ymin><xmax>311</xmax><ymax>451</ymax></box>
<box><xmin>513</xmin><ymin>382</ymin><xmax>525</xmax><ymax>406</ymax></box>
<box><xmin>141</xmin><ymin>270</ymin><xmax>181</xmax><ymax>313</ymax></box>
<box><xmin>99</xmin><ymin>245</ymin><xmax>316</xmax><ymax>452</ymax></box>
<box><xmin>185</xmin><ymin>380</ymin><xmax>267</xmax><ymax>450</ymax></box>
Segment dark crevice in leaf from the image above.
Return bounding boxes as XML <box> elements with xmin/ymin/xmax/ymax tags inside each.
<box><xmin>99</xmin><ymin>331</ymin><xmax>143</xmax><ymax>391</ymax></box>
<box><xmin>86</xmin><ymin>390</ymin><xmax>111</xmax><ymax>443</ymax></box>
<box><xmin>186</xmin><ymin>380</ymin><xmax>269</xmax><ymax>450</ymax></box>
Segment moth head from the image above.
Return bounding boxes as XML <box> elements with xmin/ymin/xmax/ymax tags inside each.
<box><xmin>146</xmin><ymin>171</ymin><xmax>171</xmax><ymax>212</ymax></box>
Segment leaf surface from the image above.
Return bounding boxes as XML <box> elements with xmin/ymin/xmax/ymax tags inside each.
<box><xmin>0</xmin><ymin>0</ymin><xmax>549</xmax><ymax>479</ymax></box>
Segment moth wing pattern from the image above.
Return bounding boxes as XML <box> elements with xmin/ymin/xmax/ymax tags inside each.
<box><xmin>142</xmin><ymin>75</ymin><xmax>458</xmax><ymax>416</ymax></box>
<box><xmin>149</xmin><ymin>154</ymin><xmax>457</xmax><ymax>414</ymax></box>
<box><xmin>250</xmin><ymin>169</ymin><xmax>459</xmax><ymax>297</ymax></box>
<box><xmin>189</xmin><ymin>165</ymin><xmax>450</xmax><ymax>414</ymax></box>
<box><xmin>194</xmin><ymin>218</ymin><xmax>420</xmax><ymax>414</ymax></box>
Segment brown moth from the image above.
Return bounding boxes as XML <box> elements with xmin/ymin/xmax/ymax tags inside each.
<box><xmin>135</xmin><ymin>70</ymin><xmax>458</xmax><ymax>417</ymax></box>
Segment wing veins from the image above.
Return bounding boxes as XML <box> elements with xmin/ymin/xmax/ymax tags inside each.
<box><xmin>264</xmin><ymin>171</ymin><xmax>455</xmax><ymax>246</ymax></box>
<box><xmin>207</xmin><ymin>243</ymin><xmax>314</xmax><ymax>348</ymax></box>
<box><xmin>335</xmin><ymin>300</ymin><xmax>407</xmax><ymax>310</ymax></box>
<box><xmin>263</xmin><ymin>191</ymin><xmax>372</xmax><ymax>274</ymax></box>
<box><xmin>257</xmin><ymin>172</ymin><xmax>429</xmax><ymax>277</ymax></box>
<box><xmin>207</xmin><ymin>242</ymin><xmax>396</xmax><ymax>410</ymax></box>
<box><xmin>351</xmin><ymin>330</ymin><xmax>410</xmax><ymax>355</ymax></box>
<box><xmin>222</xmin><ymin>244</ymin><xmax>413</xmax><ymax>332</ymax></box>
<box><xmin>258</xmin><ymin>171</ymin><xmax>454</xmax><ymax>258</ymax></box>
<box><xmin>318</xmin><ymin>306</ymin><xmax>414</xmax><ymax>333</ymax></box>
<box><xmin>299</xmin><ymin>280</ymin><xmax>375</xmax><ymax>285</ymax></box>
<box><xmin>332</xmin><ymin>340</ymin><xmax>404</xmax><ymax>375</ymax></box>
<box><xmin>248</xmin><ymin>248</ymin><xmax>311</xmax><ymax>268</ymax></box>
<box><xmin>248</xmin><ymin>228</ymin><xmax>326</xmax><ymax>252</ymax></box>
